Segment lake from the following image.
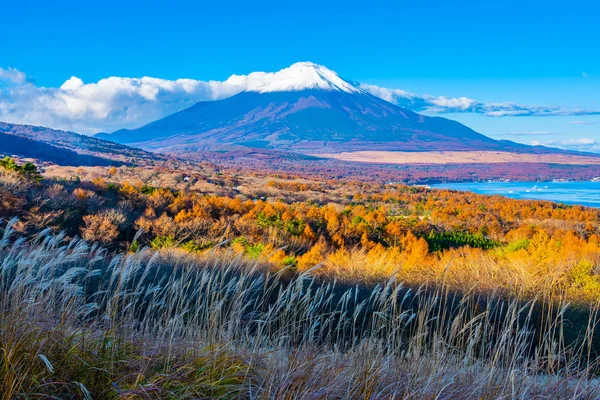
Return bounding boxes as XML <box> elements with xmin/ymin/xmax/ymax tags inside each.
<box><xmin>431</xmin><ymin>181</ymin><xmax>600</xmax><ymax>208</ymax></box>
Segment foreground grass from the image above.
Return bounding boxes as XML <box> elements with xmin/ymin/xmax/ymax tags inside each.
<box><xmin>1</xmin><ymin>219</ymin><xmax>600</xmax><ymax>399</ymax></box>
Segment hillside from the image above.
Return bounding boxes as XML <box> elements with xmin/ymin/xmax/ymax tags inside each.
<box><xmin>2</xmin><ymin>158</ymin><xmax>600</xmax><ymax>397</ymax></box>
<box><xmin>0</xmin><ymin>121</ymin><xmax>164</xmax><ymax>165</ymax></box>
<box><xmin>0</xmin><ymin>132</ymin><xmax>122</xmax><ymax>167</ymax></box>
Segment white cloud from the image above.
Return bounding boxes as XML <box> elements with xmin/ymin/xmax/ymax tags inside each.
<box><xmin>0</xmin><ymin>71</ymin><xmax>248</xmax><ymax>134</ymax></box>
<box><xmin>563</xmin><ymin>138</ymin><xmax>596</xmax><ymax>145</ymax></box>
<box><xmin>1</xmin><ymin>62</ymin><xmax>600</xmax><ymax>135</ymax></box>
<box><xmin>569</xmin><ymin>120</ymin><xmax>597</xmax><ymax>125</ymax></box>
<box><xmin>531</xmin><ymin>138</ymin><xmax>600</xmax><ymax>152</ymax></box>
<box><xmin>359</xmin><ymin>84</ymin><xmax>415</xmax><ymax>103</ymax></box>
<box><xmin>503</xmin><ymin>131</ymin><xmax>565</xmax><ymax>136</ymax></box>
<box><xmin>0</xmin><ymin>67</ymin><xmax>26</xmax><ymax>84</ymax></box>
<box><xmin>429</xmin><ymin>96</ymin><xmax>477</xmax><ymax>110</ymax></box>
<box><xmin>359</xmin><ymin>84</ymin><xmax>600</xmax><ymax>118</ymax></box>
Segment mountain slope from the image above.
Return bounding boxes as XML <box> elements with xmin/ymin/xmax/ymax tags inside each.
<box><xmin>0</xmin><ymin>132</ymin><xmax>121</xmax><ymax>167</ymax></box>
<box><xmin>0</xmin><ymin>122</ymin><xmax>164</xmax><ymax>165</ymax></box>
<box><xmin>95</xmin><ymin>62</ymin><xmax>567</xmax><ymax>155</ymax></box>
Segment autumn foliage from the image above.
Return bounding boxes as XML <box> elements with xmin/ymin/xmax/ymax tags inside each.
<box><xmin>5</xmin><ymin>159</ymin><xmax>600</xmax><ymax>397</ymax></box>
<box><xmin>3</xmin><ymin>160</ymin><xmax>600</xmax><ymax>301</ymax></box>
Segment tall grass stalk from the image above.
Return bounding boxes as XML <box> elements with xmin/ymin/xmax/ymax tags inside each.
<box><xmin>1</xmin><ymin>220</ymin><xmax>599</xmax><ymax>398</ymax></box>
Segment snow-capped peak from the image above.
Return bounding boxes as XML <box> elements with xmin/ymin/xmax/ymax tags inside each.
<box><xmin>224</xmin><ymin>62</ymin><xmax>362</xmax><ymax>94</ymax></box>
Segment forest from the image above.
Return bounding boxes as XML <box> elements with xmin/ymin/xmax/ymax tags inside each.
<box><xmin>3</xmin><ymin>156</ymin><xmax>600</xmax><ymax>398</ymax></box>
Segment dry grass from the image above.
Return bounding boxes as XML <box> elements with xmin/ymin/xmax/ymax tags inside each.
<box><xmin>317</xmin><ymin>151</ymin><xmax>600</xmax><ymax>165</ymax></box>
<box><xmin>1</xmin><ymin>219</ymin><xmax>600</xmax><ymax>398</ymax></box>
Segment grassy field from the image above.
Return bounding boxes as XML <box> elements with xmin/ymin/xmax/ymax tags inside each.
<box><xmin>317</xmin><ymin>150</ymin><xmax>600</xmax><ymax>165</ymax></box>
<box><xmin>4</xmin><ymin>158</ymin><xmax>600</xmax><ymax>398</ymax></box>
<box><xmin>1</xmin><ymin>219</ymin><xmax>600</xmax><ymax>399</ymax></box>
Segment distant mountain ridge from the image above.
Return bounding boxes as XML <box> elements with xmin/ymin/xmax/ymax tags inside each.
<box><xmin>0</xmin><ymin>121</ymin><xmax>164</xmax><ymax>166</ymax></box>
<box><xmin>96</xmin><ymin>62</ymin><xmax>566</xmax><ymax>155</ymax></box>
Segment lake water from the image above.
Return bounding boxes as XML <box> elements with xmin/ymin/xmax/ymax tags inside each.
<box><xmin>431</xmin><ymin>181</ymin><xmax>600</xmax><ymax>208</ymax></box>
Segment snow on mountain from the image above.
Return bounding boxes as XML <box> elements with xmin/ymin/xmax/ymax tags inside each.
<box><xmin>224</xmin><ymin>62</ymin><xmax>362</xmax><ymax>94</ymax></box>
<box><xmin>98</xmin><ymin>62</ymin><xmax>545</xmax><ymax>155</ymax></box>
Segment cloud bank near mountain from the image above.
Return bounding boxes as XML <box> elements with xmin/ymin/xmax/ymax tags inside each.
<box><xmin>531</xmin><ymin>138</ymin><xmax>600</xmax><ymax>152</ymax></box>
<box><xmin>0</xmin><ymin>64</ymin><xmax>599</xmax><ymax>135</ymax></box>
<box><xmin>358</xmin><ymin>84</ymin><xmax>600</xmax><ymax>118</ymax></box>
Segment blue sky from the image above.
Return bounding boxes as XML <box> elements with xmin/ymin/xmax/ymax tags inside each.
<box><xmin>1</xmin><ymin>0</ymin><xmax>599</xmax><ymax>149</ymax></box>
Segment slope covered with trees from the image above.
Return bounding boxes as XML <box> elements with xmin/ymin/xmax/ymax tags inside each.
<box><xmin>3</xmin><ymin>158</ymin><xmax>600</xmax><ymax>397</ymax></box>
<box><xmin>4</xmin><ymin>157</ymin><xmax>600</xmax><ymax>299</ymax></box>
<box><xmin>0</xmin><ymin>121</ymin><xmax>165</xmax><ymax>165</ymax></box>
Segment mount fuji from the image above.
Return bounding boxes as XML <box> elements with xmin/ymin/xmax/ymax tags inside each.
<box><xmin>96</xmin><ymin>62</ymin><xmax>547</xmax><ymax>155</ymax></box>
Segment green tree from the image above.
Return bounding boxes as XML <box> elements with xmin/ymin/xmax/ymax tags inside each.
<box><xmin>0</xmin><ymin>156</ymin><xmax>19</xmax><ymax>171</ymax></box>
<box><xmin>21</xmin><ymin>162</ymin><xmax>42</xmax><ymax>182</ymax></box>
